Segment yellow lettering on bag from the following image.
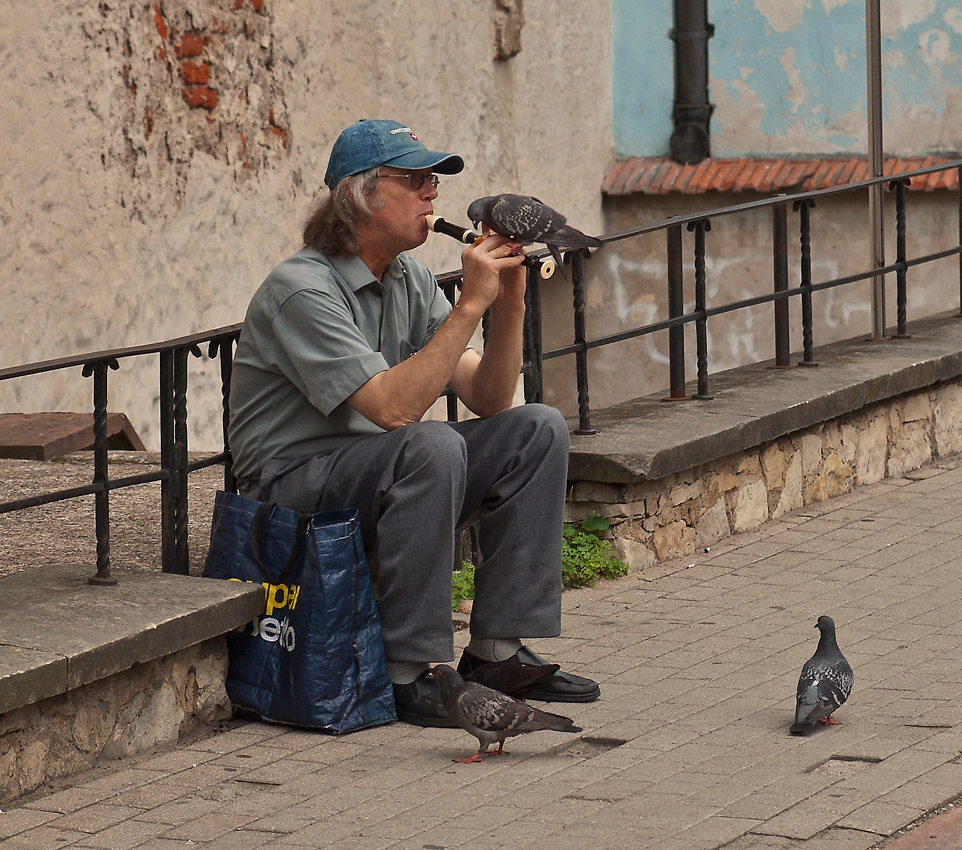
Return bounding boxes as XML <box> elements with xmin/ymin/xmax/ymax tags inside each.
<box><xmin>221</xmin><ymin>578</ymin><xmax>300</xmax><ymax>617</ymax></box>
<box><xmin>263</xmin><ymin>583</ymin><xmax>288</xmax><ymax>615</ymax></box>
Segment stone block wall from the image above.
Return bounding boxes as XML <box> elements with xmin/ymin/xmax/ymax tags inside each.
<box><xmin>567</xmin><ymin>380</ymin><xmax>962</xmax><ymax>571</ymax></box>
<box><xmin>0</xmin><ymin>639</ymin><xmax>230</xmax><ymax>805</ymax></box>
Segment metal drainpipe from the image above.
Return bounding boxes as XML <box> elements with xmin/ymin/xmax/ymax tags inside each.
<box><xmin>866</xmin><ymin>0</ymin><xmax>886</xmax><ymax>339</ymax></box>
<box><xmin>670</xmin><ymin>0</ymin><xmax>714</xmax><ymax>165</ymax></box>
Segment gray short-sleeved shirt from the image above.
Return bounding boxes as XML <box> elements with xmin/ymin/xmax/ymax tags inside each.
<box><xmin>228</xmin><ymin>247</ymin><xmax>453</xmax><ymax>481</ymax></box>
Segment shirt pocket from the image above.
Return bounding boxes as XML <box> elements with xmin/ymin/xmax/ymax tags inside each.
<box><xmin>398</xmin><ymin>339</ymin><xmax>420</xmax><ymax>362</ymax></box>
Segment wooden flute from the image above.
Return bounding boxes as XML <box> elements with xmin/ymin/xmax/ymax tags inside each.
<box><xmin>425</xmin><ymin>215</ymin><xmax>555</xmax><ymax>279</ymax></box>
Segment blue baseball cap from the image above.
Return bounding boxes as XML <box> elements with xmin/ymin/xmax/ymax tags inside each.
<box><xmin>324</xmin><ymin>119</ymin><xmax>464</xmax><ymax>190</ymax></box>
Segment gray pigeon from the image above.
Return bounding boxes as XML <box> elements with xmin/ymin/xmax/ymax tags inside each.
<box><xmin>430</xmin><ymin>664</ymin><xmax>581</xmax><ymax>763</ymax></box>
<box><xmin>790</xmin><ymin>615</ymin><xmax>854</xmax><ymax>734</ymax></box>
<box><xmin>466</xmin><ymin>194</ymin><xmax>602</xmax><ymax>275</ymax></box>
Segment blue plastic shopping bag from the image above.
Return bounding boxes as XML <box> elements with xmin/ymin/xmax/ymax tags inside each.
<box><xmin>202</xmin><ymin>490</ymin><xmax>395</xmax><ymax>733</ymax></box>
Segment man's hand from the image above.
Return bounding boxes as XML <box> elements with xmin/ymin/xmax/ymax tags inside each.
<box><xmin>458</xmin><ymin>233</ymin><xmax>526</xmax><ymax>316</ymax></box>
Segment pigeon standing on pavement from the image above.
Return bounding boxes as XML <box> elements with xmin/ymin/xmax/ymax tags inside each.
<box><xmin>466</xmin><ymin>194</ymin><xmax>602</xmax><ymax>275</ymax></box>
<box><xmin>462</xmin><ymin>657</ymin><xmax>564</xmax><ymax>701</ymax></box>
<box><xmin>430</xmin><ymin>664</ymin><xmax>581</xmax><ymax>763</ymax></box>
<box><xmin>790</xmin><ymin>615</ymin><xmax>854</xmax><ymax>734</ymax></box>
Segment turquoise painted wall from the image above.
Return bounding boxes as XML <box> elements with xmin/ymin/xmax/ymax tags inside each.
<box><xmin>612</xmin><ymin>1</ymin><xmax>673</xmax><ymax>157</ymax></box>
<box><xmin>613</xmin><ymin>0</ymin><xmax>962</xmax><ymax>158</ymax></box>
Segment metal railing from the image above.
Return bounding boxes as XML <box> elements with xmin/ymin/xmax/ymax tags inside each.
<box><xmin>0</xmin><ymin>327</ymin><xmax>241</xmax><ymax>583</ymax></box>
<box><xmin>522</xmin><ymin>160</ymin><xmax>962</xmax><ymax>433</ymax></box>
<box><xmin>2</xmin><ymin>159</ymin><xmax>960</xmax><ymax>582</ymax></box>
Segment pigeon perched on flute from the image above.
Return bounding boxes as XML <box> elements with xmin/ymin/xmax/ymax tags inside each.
<box><xmin>467</xmin><ymin>194</ymin><xmax>602</xmax><ymax>279</ymax></box>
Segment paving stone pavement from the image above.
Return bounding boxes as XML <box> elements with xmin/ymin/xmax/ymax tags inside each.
<box><xmin>6</xmin><ymin>459</ymin><xmax>962</xmax><ymax>850</ymax></box>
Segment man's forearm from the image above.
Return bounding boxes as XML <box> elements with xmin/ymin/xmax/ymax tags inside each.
<box><xmin>347</xmin><ymin>298</ymin><xmax>485</xmax><ymax>430</ymax></box>
<box><xmin>459</xmin><ymin>304</ymin><xmax>524</xmax><ymax>417</ymax></box>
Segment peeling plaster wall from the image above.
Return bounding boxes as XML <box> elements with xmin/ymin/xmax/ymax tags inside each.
<box><xmin>1</xmin><ymin>1</ymin><xmax>612</xmax><ymax>450</ymax></box>
<box><xmin>712</xmin><ymin>0</ymin><xmax>962</xmax><ymax>155</ymax></box>
<box><xmin>613</xmin><ymin>0</ymin><xmax>962</xmax><ymax>158</ymax></box>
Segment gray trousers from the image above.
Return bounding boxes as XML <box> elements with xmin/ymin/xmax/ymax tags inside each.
<box><xmin>251</xmin><ymin>403</ymin><xmax>569</xmax><ymax>663</ymax></box>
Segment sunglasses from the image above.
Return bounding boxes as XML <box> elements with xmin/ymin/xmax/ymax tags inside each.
<box><xmin>379</xmin><ymin>171</ymin><xmax>440</xmax><ymax>191</ymax></box>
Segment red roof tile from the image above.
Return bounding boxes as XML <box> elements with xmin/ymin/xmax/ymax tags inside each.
<box><xmin>604</xmin><ymin>156</ymin><xmax>961</xmax><ymax>196</ymax></box>
<box><xmin>715</xmin><ymin>159</ymin><xmax>746</xmax><ymax>192</ymax></box>
<box><xmin>685</xmin><ymin>159</ymin><xmax>712</xmax><ymax>193</ymax></box>
<box><xmin>835</xmin><ymin>157</ymin><xmax>860</xmax><ymax>186</ymax></box>
<box><xmin>756</xmin><ymin>160</ymin><xmax>783</xmax><ymax>193</ymax></box>
<box><xmin>935</xmin><ymin>165</ymin><xmax>960</xmax><ymax>190</ymax></box>
<box><xmin>601</xmin><ymin>159</ymin><xmax>632</xmax><ymax>195</ymax></box>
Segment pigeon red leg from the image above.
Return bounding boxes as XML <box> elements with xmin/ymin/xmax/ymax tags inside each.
<box><xmin>454</xmin><ymin>752</ymin><xmax>485</xmax><ymax>764</ymax></box>
<box><xmin>819</xmin><ymin>715</ymin><xmax>842</xmax><ymax>726</ymax></box>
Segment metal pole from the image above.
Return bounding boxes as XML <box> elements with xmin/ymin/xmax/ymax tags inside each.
<box><xmin>866</xmin><ymin>0</ymin><xmax>886</xmax><ymax>339</ymax></box>
<box><xmin>689</xmin><ymin>219</ymin><xmax>713</xmax><ymax>400</ymax></box>
<box><xmin>522</xmin><ymin>265</ymin><xmax>544</xmax><ymax>404</ymax></box>
<box><xmin>795</xmin><ymin>199</ymin><xmax>818</xmax><ymax>366</ymax></box>
<box><xmin>571</xmin><ymin>250</ymin><xmax>596</xmax><ymax>434</ymax></box>
<box><xmin>85</xmin><ymin>360</ymin><xmax>118</xmax><ymax>586</ymax></box>
<box><xmin>771</xmin><ymin>200</ymin><xmax>792</xmax><ymax>367</ymax></box>
<box><xmin>892</xmin><ymin>179</ymin><xmax>910</xmax><ymax>339</ymax></box>
<box><xmin>665</xmin><ymin>222</ymin><xmax>688</xmax><ymax>399</ymax></box>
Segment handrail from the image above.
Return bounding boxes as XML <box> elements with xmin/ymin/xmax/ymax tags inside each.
<box><xmin>0</xmin><ymin>324</ymin><xmax>243</xmax><ymax>383</ymax></box>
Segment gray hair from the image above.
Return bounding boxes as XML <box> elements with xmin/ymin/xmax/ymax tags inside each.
<box><xmin>302</xmin><ymin>167</ymin><xmax>383</xmax><ymax>256</ymax></box>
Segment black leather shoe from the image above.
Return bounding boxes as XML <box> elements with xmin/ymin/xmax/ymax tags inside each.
<box><xmin>457</xmin><ymin>646</ymin><xmax>601</xmax><ymax>703</ymax></box>
<box><xmin>392</xmin><ymin>671</ymin><xmax>458</xmax><ymax>728</ymax></box>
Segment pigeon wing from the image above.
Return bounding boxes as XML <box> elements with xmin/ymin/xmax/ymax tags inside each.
<box><xmin>792</xmin><ymin>653</ymin><xmax>854</xmax><ymax>729</ymax></box>
<box><xmin>542</xmin><ymin>223</ymin><xmax>603</xmax><ymax>250</ymax></box>
<box><xmin>452</xmin><ymin>681</ymin><xmax>539</xmax><ymax>752</ymax></box>
<box><xmin>489</xmin><ymin>195</ymin><xmax>564</xmax><ymax>243</ymax></box>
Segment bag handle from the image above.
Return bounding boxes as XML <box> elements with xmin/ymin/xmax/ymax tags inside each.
<box><xmin>249</xmin><ymin>502</ymin><xmax>311</xmax><ymax>585</ymax></box>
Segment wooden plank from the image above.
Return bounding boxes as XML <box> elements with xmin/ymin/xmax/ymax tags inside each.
<box><xmin>0</xmin><ymin>413</ymin><xmax>146</xmax><ymax>460</ymax></box>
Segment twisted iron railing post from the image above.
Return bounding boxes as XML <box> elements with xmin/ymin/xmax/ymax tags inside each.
<box><xmin>438</xmin><ymin>277</ymin><xmax>463</xmax><ymax>419</ymax></box>
<box><xmin>794</xmin><ymin>198</ymin><xmax>818</xmax><ymax>366</ymax></box>
<box><xmin>83</xmin><ymin>358</ymin><xmax>119</xmax><ymax>585</ymax></box>
<box><xmin>665</xmin><ymin>221</ymin><xmax>689</xmax><ymax>399</ymax></box>
<box><xmin>771</xmin><ymin>200</ymin><xmax>792</xmax><ymax>368</ymax></box>
<box><xmin>210</xmin><ymin>337</ymin><xmax>238</xmax><ymax>493</ymax></box>
<box><xmin>571</xmin><ymin>249</ymin><xmax>595</xmax><ymax>434</ymax></box>
<box><xmin>688</xmin><ymin>219</ymin><xmax>713</xmax><ymax>399</ymax></box>
<box><xmin>891</xmin><ymin>178</ymin><xmax>911</xmax><ymax>339</ymax></box>
<box><xmin>523</xmin><ymin>264</ymin><xmax>544</xmax><ymax>404</ymax></box>
<box><xmin>160</xmin><ymin>346</ymin><xmax>192</xmax><ymax>574</ymax></box>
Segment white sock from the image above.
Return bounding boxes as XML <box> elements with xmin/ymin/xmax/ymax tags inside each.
<box><xmin>386</xmin><ymin>661</ymin><xmax>430</xmax><ymax>685</ymax></box>
<box><xmin>467</xmin><ymin>637</ymin><xmax>523</xmax><ymax>662</ymax></box>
